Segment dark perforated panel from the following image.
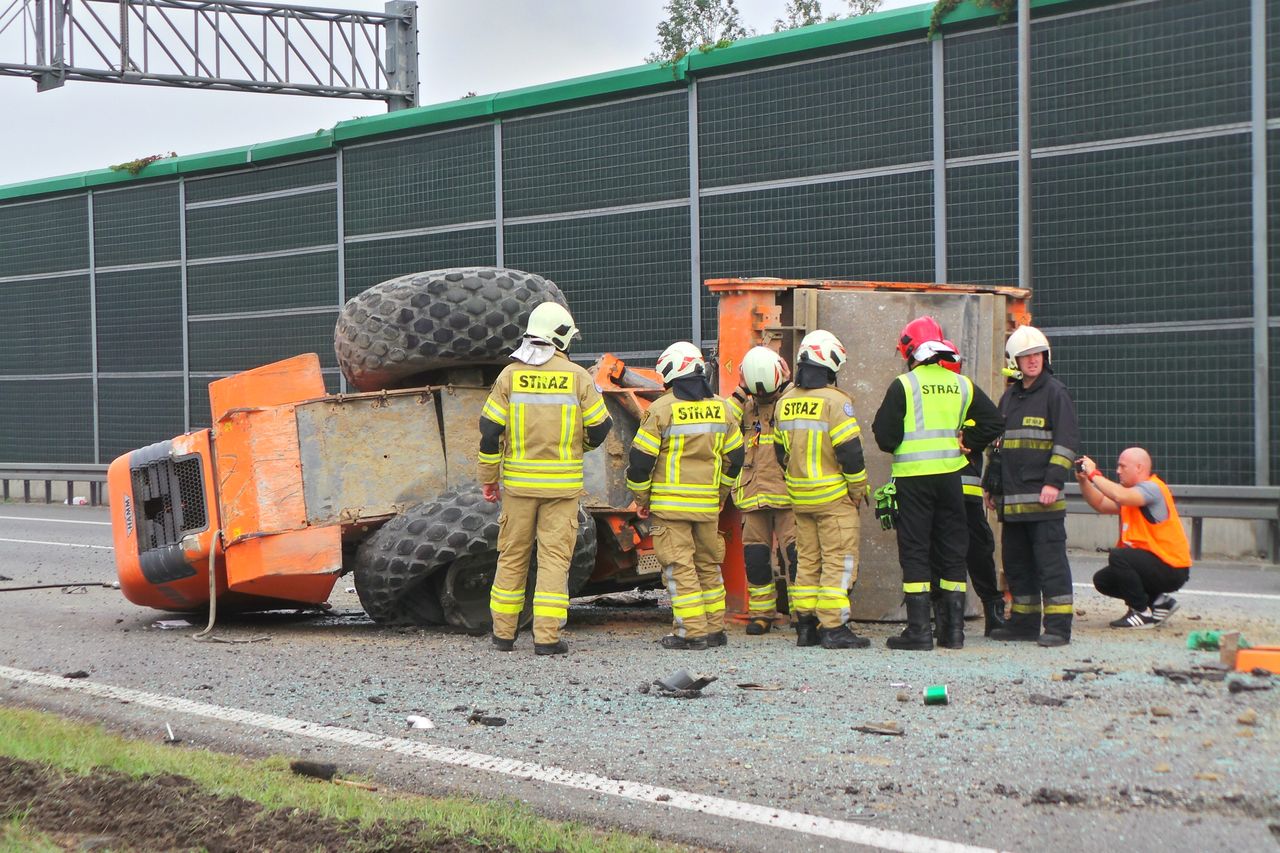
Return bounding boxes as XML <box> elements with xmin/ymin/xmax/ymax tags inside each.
<box><xmin>946</xmin><ymin>161</ymin><xmax>1017</xmax><ymax>287</ymax></box>
<box><xmin>99</xmin><ymin>378</ymin><xmax>185</xmax><ymax>462</ymax></box>
<box><xmin>0</xmin><ymin>196</ymin><xmax>87</xmax><ymax>278</ymax></box>
<box><xmin>698</xmin><ymin>42</ymin><xmax>931</xmax><ymax>188</ymax></box>
<box><xmin>343</xmin><ymin>229</ymin><xmax>496</xmax><ymax>299</ymax></box>
<box><xmin>0</xmin><ymin>275</ymin><xmax>91</xmax><ymax>376</ymax></box>
<box><xmin>93</xmin><ymin>184</ymin><xmax>181</xmax><ymax>268</ymax></box>
<box><xmin>187</xmin><ymin>251</ymin><xmax>338</xmax><ymax>315</ymax></box>
<box><xmin>0</xmin><ymin>378</ymin><xmax>94</xmax><ymax>463</ymax></box>
<box><xmin>944</xmin><ymin>28</ymin><xmax>1016</xmax><ymax>160</ymax></box>
<box><xmin>96</xmin><ymin>267</ymin><xmax>183</xmax><ymax>373</ymax></box>
<box><xmin>184</xmin><ymin>159</ymin><xmax>335</xmax><ymax>204</ymax></box>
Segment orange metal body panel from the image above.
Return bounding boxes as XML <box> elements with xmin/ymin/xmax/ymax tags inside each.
<box><xmin>210</xmin><ymin>354</ymin><xmax>343</xmax><ymax>601</ymax></box>
<box><xmin>1234</xmin><ymin>646</ymin><xmax>1280</xmax><ymax>673</ymax></box>
<box><xmin>111</xmin><ymin>429</ymin><xmax>225</xmax><ymax>611</ymax></box>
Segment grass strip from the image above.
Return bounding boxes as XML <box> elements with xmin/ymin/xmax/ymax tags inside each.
<box><xmin>0</xmin><ymin>706</ymin><xmax>683</xmax><ymax>853</ymax></box>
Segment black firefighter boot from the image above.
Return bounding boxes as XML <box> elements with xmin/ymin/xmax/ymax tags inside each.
<box><xmin>982</xmin><ymin>598</ymin><xmax>1008</xmax><ymax>637</ymax></box>
<box><xmin>886</xmin><ymin>593</ymin><xmax>933</xmax><ymax>651</ymax></box>
<box><xmin>794</xmin><ymin>614</ymin><xmax>820</xmax><ymax>647</ymax></box>
<box><xmin>938</xmin><ymin>591</ymin><xmax>965</xmax><ymax>649</ymax></box>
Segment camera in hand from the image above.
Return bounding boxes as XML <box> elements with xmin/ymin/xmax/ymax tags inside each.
<box><xmin>1073</xmin><ymin>459</ymin><xmax>1085</xmax><ymax>474</ymax></box>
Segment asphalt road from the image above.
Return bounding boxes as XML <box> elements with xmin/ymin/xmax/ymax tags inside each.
<box><xmin>1</xmin><ymin>503</ymin><xmax>1277</xmax><ymax>853</ymax></box>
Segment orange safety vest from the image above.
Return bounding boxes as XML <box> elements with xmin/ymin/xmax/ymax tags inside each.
<box><xmin>1118</xmin><ymin>475</ymin><xmax>1192</xmax><ymax>568</ymax></box>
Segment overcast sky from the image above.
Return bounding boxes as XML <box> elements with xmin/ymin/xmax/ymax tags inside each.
<box><xmin>0</xmin><ymin>0</ymin><xmax>918</xmax><ymax>188</ymax></box>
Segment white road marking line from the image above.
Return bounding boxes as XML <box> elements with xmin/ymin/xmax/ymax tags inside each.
<box><xmin>0</xmin><ymin>537</ymin><xmax>111</xmax><ymax>550</ymax></box>
<box><xmin>0</xmin><ymin>515</ymin><xmax>111</xmax><ymax>526</ymax></box>
<box><xmin>1072</xmin><ymin>583</ymin><xmax>1280</xmax><ymax>602</ymax></box>
<box><xmin>0</xmin><ymin>666</ymin><xmax>998</xmax><ymax>853</ymax></box>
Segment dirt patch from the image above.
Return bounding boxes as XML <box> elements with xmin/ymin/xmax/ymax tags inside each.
<box><xmin>0</xmin><ymin>757</ymin><xmax>504</xmax><ymax>852</ymax></box>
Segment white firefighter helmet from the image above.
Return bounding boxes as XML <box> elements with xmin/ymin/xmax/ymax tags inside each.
<box><xmin>740</xmin><ymin>346</ymin><xmax>786</xmax><ymax>396</ymax></box>
<box><xmin>1005</xmin><ymin>325</ymin><xmax>1051</xmax><ymax>377</ymax></box>
<box><xmin>797</xmin><ymin>329</ymin><xmax>847</xmax><ymax>373</ymax></box>
<box><xmin>656</xmin><ymin>341</ymin><xmax>705</xmax><ymax>383</ymax></box>
<box><xmin>525</xmin><ymin>301</ymin><xmax>579</xmax><ymax>351</ymax></box>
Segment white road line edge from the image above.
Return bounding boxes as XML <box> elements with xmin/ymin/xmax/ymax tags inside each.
<box><xmin>1072</xmin><ymin>583</ymin><xmax>1280</xmax><ymax>602</ymax></box>
<box><xmin>0</xmin><ymin>537</ymin><xmax>111</xmax><ymax>550</ymax></box>
<box><xmin>0</xmin><ymin>666</ymin><xmax>999</xmax><ymax>853</ymax></box>
<box><xmin>0</xmin><ymin>515</ymin><xmax>111</xmax><ymax>526</ymax></box>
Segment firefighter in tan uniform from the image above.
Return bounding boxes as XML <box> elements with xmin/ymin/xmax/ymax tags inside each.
<box><xmin>627</xmin><ymin>342</ymin><xmax>745</xmax><ymax>650</ymax></box>
<box><xmin>728</xmin><ymin>346</ymin><xmax>796</xmax><ymax>636</ymax></box>
<box><xmin>772</xmin><ymin>330</ymin><xmax>871</xmax><ymax>650</ymax></box>
<box><xmin>478</xmin><ymin>302</ymin><xmax>613</xmax><ymax>656</ymax></box>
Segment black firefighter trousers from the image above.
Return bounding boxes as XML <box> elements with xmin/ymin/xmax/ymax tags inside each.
<box><xmin>894</xmin><ymin>471</ymin><xmax>968</xmax><ymax>592</ymax></box>
<box><xmin>1001</xmin><ymin>518</ymin><xmax>1073</xmax><ymax>639</ymax></box>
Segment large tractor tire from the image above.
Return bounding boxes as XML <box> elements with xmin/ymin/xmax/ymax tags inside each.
<box><xmin>335</xmin><ymin>267</ymin><xmax>568</xmax><ymax>392</ymax></box>
<box><xmin>436</xmin><ymin>503</ymin><xmax>599</xmax><ymax>635</ymax></box>
<box><xmin>351</xmin><ymin>487</ymin><xmax>499</xmax><ymax>626</ymax></box>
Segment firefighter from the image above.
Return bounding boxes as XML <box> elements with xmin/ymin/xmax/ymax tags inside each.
<box><xmin>772</xmin><ymin>330</ymin><xmax>871</xmax><ymax>650</ymax></box>
<box><xmin>936</xmin><ymin>340</ymin><xmax>1008</xmax><ymax>636</ymax></box>
<box><xmin>985</xmin><ymin>325</ymin><xmax>1080</xmax><ymax>647</ymax></box>
<box><xmin>627</xmin><ymin>342</ymin><xmax>744</xmax><ymax>650</ymax></box>
<box><xmin>728</xmin><ymin>345</ymin><xmax>796</xmax><ymax>636</ymax></box>
<box><xmin>871</xmin><ymin>318</ymin><xmax>1002</xmax><ymax>651</ymax></box>
<box><xmin>477</xmin><ymin>302</ymin><xmax>613</xmax><ymax>656</ymax></box>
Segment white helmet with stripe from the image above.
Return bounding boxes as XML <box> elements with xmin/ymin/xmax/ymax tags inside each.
<box><xmin>740</xmin><ymin>345</ymin><xmax>786</xmax><ymax>396</ymax></box>
<box><xmin>656</xmin><ymin>341</ymin><xmax>705</xmax><ymax>383</ymax></box>
<box><xmin>797</xmin><ymin>329</ymin><xmax>847</xmax><ymax>373</ymax></box>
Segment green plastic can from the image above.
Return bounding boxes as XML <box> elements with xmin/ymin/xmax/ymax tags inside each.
<box><xmin>923</xmin><ymin>684</ymin><xmax>949</xmax><ymax>705</ymax></box>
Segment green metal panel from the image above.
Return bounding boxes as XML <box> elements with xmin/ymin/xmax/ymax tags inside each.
<box><xmin>343</xmin><ymin>230</ymin><xmax>496</xmax><ymax>299</ymax></box>
<box><xmin>333</xmin><ymin>97</ymin><xmax>495</xmax><ymax>143</ymax></box>
<box><xmin>92</xmin><ymin>184</ymin><xmax>181</xmax><ymax>268</ymax></box>
<box><xmin>0</xmin><ymin>275</ymin><xmax>91</xmax><ymax>376</ymax></box>
<box><xmin>1032</xmin><ymin>0</ymin><xmax>1250</xmax><ymax>149</ymax></box>
<box><xmin>184</xmin><ymin>159</ymin><xmax>335</xmax><ymax>204</ymax></box>
<box><xmin>504</xmin><ymin>208</ymin><xmax>691</xmax><ymax>354</ymax></box>
<box><xmin>1054</xmin><ymin>329</ymin><xmax>1254</xmax><ymax>486</ymax></box>
<box><xmin>944</xmin><ymin>28</ymin><xmax>1016</xmax><ymax>159</ymax></box>
<box><xmin>1031</xmin><ymin>136</ymin><xmax>1252</xmax><ymax>327</ymax></box>
<box><xmin>342</xmin><ymin>127</ymin><xmax>493</xmax><ymax>237</ymax></box>
<box><xmin>187</xmin><ymin>250</ymin><xmax>337</xmax><ymax>316</ymax></box>
<box><xmin>98</xmin><ymin>377</ymin><xmax>185</xmax><ymax>461</ymax></box>
<box><xmin>698</xmin><ymin>42</ymin><xmax>931</xmax><ymax>189</ymax></box>
<box><xmin>185</xmin><ymin>191</ymin><xmax>337</xmax><ymax>260</ymax></box>
<box><xmin>0</xmin><ymin>196</ymin><xmax>87</xmax><ymax>278</ymax></box>
<box><xmin>0</xmin><ymin>379</ymin><xmax>94</xmax><ymax>463</ymax></box>
<box><xmin>946</xmin><ymin>162</ymin><xmax>1017</xmax><ymax>287</ymax></box>
<box><xmin>188</xmin><ymin>311</ymin><xmax>338</xmax><ymax>373</ymax></box>
<box><xmin>503</xmin><ymin>94</ymin><xmax>688</xmax><ymax>218</ymax></box>
<box><xmin>95</xmin><ymin>267</ymin><xmax>183</xmax><ymax>373</ymax></box>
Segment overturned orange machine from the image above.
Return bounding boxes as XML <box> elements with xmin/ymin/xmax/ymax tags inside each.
<box><xmin>109</xmin><ymin>271</ymin><xmax>1028</xmax><ymax>629</ymax></box>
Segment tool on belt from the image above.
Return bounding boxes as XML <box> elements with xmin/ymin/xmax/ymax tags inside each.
<box><xmin>873</xmin><ymin>481</ymin><xmax>898</xmax><ymax>530</ymax></box>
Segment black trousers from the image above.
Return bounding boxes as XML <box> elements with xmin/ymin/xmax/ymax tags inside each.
<box><xmin>896</xmin><ymin>471</ymin><xmax>968</xmax><ymax>588</ymax></box>
<box><xmin>1002</xmin><ymin>518</ymin><xmax>1073</xmax><ymax>638</ymax></box>
<box><xmin>929</xmin><ymin>499</ymin><xmax>998</xmax><ymax>601</ymax></box>
<box><xmin>1093</xmin><ymin>547</ymin><xmax>1188</xmax><ymax>611</ymax></box>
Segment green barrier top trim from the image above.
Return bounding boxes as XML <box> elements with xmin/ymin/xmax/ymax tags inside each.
<box><xmin>0</xmin><ymin>0</ymin><xmax>1094</xmax><ymax>203</ymax></box>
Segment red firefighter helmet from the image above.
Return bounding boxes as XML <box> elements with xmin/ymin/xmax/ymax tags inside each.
<box><xmin>896</xmin><ymin>316</ymin><xmax>945</xmax><ymax>360</ymax></box>
<box><xmin>939</xmin><ymin>339</ymin><xmax>962</xmax><ymax>374</ymax></box>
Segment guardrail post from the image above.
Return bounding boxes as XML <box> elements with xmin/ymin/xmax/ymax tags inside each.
<box><xmin>44</xmin><ymin>480</ymin><xmax>51</xmax><ymax>503</ymax></box>
<box><xmin>23</xmin><ymin>481</ymin><xmax>29</xmax><ymax>503</ymax></box>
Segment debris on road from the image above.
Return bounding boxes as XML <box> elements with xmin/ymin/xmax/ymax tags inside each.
<box><xmin>62</xmin><ymin>670</ymin><xmax>89</xmax><ymax>679</ymax></box>
<box><xmin>467</xmin><ymin>711</ymin><xmax>507</xmax><ymax>727</ymax></box>
<box><xmin>164</xmin><ymin>723</ymin><xmax>181</xmax><ymax>745</ymax></box>
<box><xmin>923</xmin><ymin>685</ymin><xmax>948</xmax><ymax>705</ymax></box>
<box><xmin>406</xmin><ymin>715</ymin><xmax>434</xmax><ymax>730</ymax></box>
<box><xmin>153</xmin><ymin>619</ymin><xmax>195</xmax><ymax>630</ymax></box>
<box><xmin>1150</xmin><ymin>706</ymin><xmax>1174</xmax><ymax>718</ymax></box>
<box><xmin>641</xmin><ymin>669</ymin><xmax>717</xmax><ymax>698</ymax></box>
<box><xmin>290</xmin><ymin>760</ymin><xmax>338</xmax><ymax>780</ymax></box>
<box><xmin>1030</xmin><ymin>787</ymin><xmax>1086</xmax><ymax>806</ymax></box>
<box><xmin>1028</xmin><ymin>694</ymin><xmax>1065</xmax><ymax>707</ymax></box>
<box><xmin>1186</xmin><ymin>630</ymin><xmax>1250</xmax><ymax>651</ymax></box>
<box><xmin>853</xmin><ymin>721</ymin><xmax>904</xmax><ymax>737</ymax></box>
<box><xmin>1152</xmin><ymin>667</ymin><xmax>1226</xmax><ymax>684</ymax></box>
<box><xmin>367</xmin><ymin>696</ymin><xmax>386</xmax><ymax>704</ymax></box>
<box><xmin>1237</xmin><ymin>708</ymin><xmax>1259</xmax><ymax>727</ymax></box>
<box><xmin>1227</xmin><ymin>679</ymin><xmax>1272</xmax><ymax>694</ymax></box>
<box><xmin>735</xmin><ymin>683</ymin><xmax>782</xmax><ymax>691</ymax></box>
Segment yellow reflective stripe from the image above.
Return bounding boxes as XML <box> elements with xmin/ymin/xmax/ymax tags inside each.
<box><xmin>938</xmin><ymin>578</ymin><xmax>967</xmax><ymax>592</ymax></box>
<box><xmin>755</xmin><ymin>434</ymin><xmax>775</xmax><ymax>445</ymax></box>
<box><xmin>533</xmin><ymin>592</ymin><xmax>569</xmax><ymax>619</ymax></box>
<box><xmin>651</xmin><ymin>497</ymin><xmax>720</xmax><ymax>512</ymax></box>
<box><xmin>490</xmin><ymin>583</ymin><xmax>526</xmax><ymax>614</ymax></box>
<box><xmin>1043</xmin><ymin>603</ymin><xmax>1074</xmax><ymax>614</ymax></box>
<box><xmin>654</xmin><ymin>482</ymin><xmax>718</xmax><ymax>493</ymax></box>
<box><xmin>490</xmin><ymin>602</ymin><xmax>524</xmax><ymax>614</ymax></box>
<box><xmin>790</xmin><ymin>585</ymin><xmax>819</xmax><ymax>609</ymax></box>
<box><xmin>478</xmin><ymin>451</ymin><xmax>501</xmax><ymax>464</ymax></box>
<box><xmin>582</xmin><ymin>398</ymin><xmax>607</xmax><ymax>426</ymax></box>
<box><xmin>490</xmin><ymin>585</ymin><xmax>524</xmax><ymax>600</ymax></box>
<box><xmin>903</xmin><ymin>582</ymin><xmax>931</xmax><ymax>594</ymax></box>
<box><xmin>747</xmin><ymin>584</ymin><xmax>777</xmax><ymax>613</ymax></box>
<box><xmin>626</xmin><ymin>478</ymin><xmax>652</xmax><ymax>492</ymax></box>
<box><xmin>1003</xmin><ymin>438</ymin><xmax>1053</xmax><ymax>450</ymax></box>
<box><xmin>504</xmin><ymin>459</ymin><xmax>583</xmax><ymax>470</ymax></box>
<box><xmin>482</xmin><ymin>399</ymin><xmax>508</xmax><ymax>426</ymax></box>
<box><xmin>962</xmin><ymin>483</ymin><xmax>983</xmax><ymax>496</ymax></box>
<box><xmin>1010</xmin><ymin>602</ymin><xmax>1041</xmax><ymax>613</ymax></box>
<box><xmin>829</xmin><ymin>419</ymin><xmax>861</xmax><ymax>445</ymax></box>
<box><xmin>724</xmin><ymin>431</ymin><xmax>744</xmax><ymax>452</ymax></box>
<box><xmin>719</xmin><ymin>472</ymin><xmax>738</xmax><ymax>488</ymax></box>
<box><xmin>558</xmin><ymin>404</ymin><xmax>574</xmax><ymax>460</ymax></box>
<box><xmin>787</xmin><ymin>481</ymin><xmax>848</xmax><ymax>505</ymax></box>
<box><xmin>843</xmin><ymin>469</ymin><xmax>867</xmax><ymax>484</ymax></box>
<box><xmin>773</xmin><ymin>427</ymin><xmax>789</xmax><ymax>454</ymax></box>
<box><xmin>1004</xmin><ymin>500</ymin><xmax>1067</xmax><ymax>515</ymax></box>
<box><xmin>702</xmin><ymin>586</ymin><xmax>726</xmax><ymax>614</ymax></box>
<box><xmin>816</xmin><ymin>586</ymin><xmax>849</xmax><ymax>609</ymax></box>
<box><xmin>667</xmin><ymin>434</ymin><xmax>685</xmax><ymax>484</ymax></box>
<box><xmin>632</xmin><ymin>429</ymin><xmax>660</xmax><ymax>454</ymax></box>
<box><xmin>511</xmin><ymin>402</ymin><xmax>526</xmax><ymax>458</ymax></box>
<box><xmin>1049</xmin><ymin>454</ymin><xmax>1074</xmax><ymax>470</ymax></box>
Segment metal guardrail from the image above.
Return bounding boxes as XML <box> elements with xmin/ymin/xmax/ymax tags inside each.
<box><xmin>0</xmin><ymin>464</ymin><xmax>109</xmax><ymax>506</ymax></box>
<box><xmin>1065</xmin><ymin>483</ymin><xmax>1280</xmax><ymax>564</ymax></box>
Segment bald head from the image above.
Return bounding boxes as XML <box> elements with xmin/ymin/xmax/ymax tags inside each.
<box><xmin>1116</xmin><ymin>447</ymin><xmax>1152</xmax><ymax>487</ymax></box>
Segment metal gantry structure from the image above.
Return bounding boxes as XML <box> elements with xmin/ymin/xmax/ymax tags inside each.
<box><xmin>0</xmin><ymin>0</ymin><xmax>418</xmax><ymax>109</ymax></box>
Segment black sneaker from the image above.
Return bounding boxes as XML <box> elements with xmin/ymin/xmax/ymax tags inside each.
<box><xmin>1109</xmin><ymin>608</ymin><xmax>1155</xmax><ymax>629</ymax></box>
<box><xmin>659</xmin><ymin>634</ymin><xmax>708</xmax><ymax>650</ymax></box>
<box><xmin>534</xmin><ymin>640</ymin><xmax>568</xmax><ymax>656</ymax></box>
<box><xmin>1151</xmin><ymin>595</ymin><xmax>1179</xmax><ymax>624</ymax></box>
<box><xmin>705</xmin><ymin>630</ymin><xmax>728</xmax><ymax>648</ymax></box>
<box><xmin>492</xmin><ymin>634</ymin><xmax>515</xmax><ymax>652</ymax></box>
